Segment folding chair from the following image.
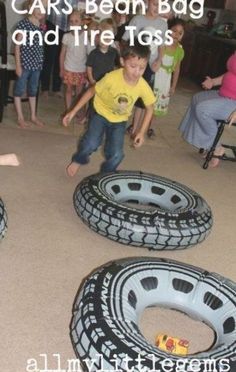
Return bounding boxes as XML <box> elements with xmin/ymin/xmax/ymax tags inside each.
<box><xmin>202</xmin><ymin>119</ymin><xmax>236</xmax><ymax>169</ymax></box>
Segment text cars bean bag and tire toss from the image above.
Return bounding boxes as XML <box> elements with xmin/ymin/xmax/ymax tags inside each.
<box><xmin>0</xmin><ymin>198</ymin><xmax>7</xmax><ymax>240</ymax></box>
<box><xmin>70</xmin><ymin>257</ymin><xmax>236</xmax><ymax>372</ymax></box>
<box><xmin>73</xmin><ymin>171</ymin><xmax>213</xmax><ymax>250</ymax></box>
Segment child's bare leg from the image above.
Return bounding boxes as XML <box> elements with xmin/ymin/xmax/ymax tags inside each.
<box><xmin>131</xmin><ymin>107</ymin><xmax>144</xmax><ymax>135</ymax></box>
<box><xmin>0</xmin><ymin>154</ymin><xmax>20</xmax><ymax>166</ymax></box>
<box><xmin>76</xmin><ymin>84</ymin><xmax>84</xmax><ymax>98</ymax></box>
<box><xmin>14</xmin><ymin>97</ymin><xmax>30</xmax><ymax>128</ymax></box>
<box><xmin>147</xmin><ymin>115</ymin><xmax>156</xmax><ymax>138</ymax></box>
<box><xmin>76</xmin><ymin>84</ymin><xmax>87</xmax><ymax>123</ymax></box>
<box><xmin>66</xmin><ymin>162</ymin><xmax>80</xmax><ymax>177</ymax></box>
<box><xmin>209</xmin><ymin>145</ymin><xmax>225</xmax><ymax>168</ymax></box>
<box><xmin>65</xmin><ymin>85</ymin><xmax>73</xmax><ymax>110</ymax></box>
<box><xmin>29</xmin><ymin>97</ymin><xmax>45</xmax><ymax>127</ymax></box>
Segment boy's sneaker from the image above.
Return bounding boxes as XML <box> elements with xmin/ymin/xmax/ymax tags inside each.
<box><xmin>147</xmin><ymin>128</ymin><xmax>155</xmax><ymax>139</ymax></box>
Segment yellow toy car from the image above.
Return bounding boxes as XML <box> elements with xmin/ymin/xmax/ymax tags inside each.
<box><xmin>155</xmin><ymin>334</ymin><xmax>189</xmax><ymax>356</ymax></box>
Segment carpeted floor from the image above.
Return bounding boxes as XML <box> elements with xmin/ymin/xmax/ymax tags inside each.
<box><xmin>0</xmin><ymin>85</ymin><xmax>236</xmax><ymax>371</ymax></box>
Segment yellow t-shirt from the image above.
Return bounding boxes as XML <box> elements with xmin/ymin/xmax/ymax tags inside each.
<box><xmin>94</xmin><ymin>68</ymin><xmax>156</xmax><ymax>123</ymax></box>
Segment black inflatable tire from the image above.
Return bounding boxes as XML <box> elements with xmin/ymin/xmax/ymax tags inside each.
<box><xmin>0</xmin><ymin>198</ymin><xmax>7</xmax><ymax>240</ymax></box>
<box><xmin>70</xmin><ymin>257</ymin><xmax>236</xmax><ymax>372</ymax></box>
<box><xmin>73</xmin><ymin>171</ymin><xmax>213</xmax><ymax>250</ymax></box>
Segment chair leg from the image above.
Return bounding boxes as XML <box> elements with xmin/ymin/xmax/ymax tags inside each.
<box><xmin>202</xmin><ymin>121</ymin><xmax>226</xmax><ymax>169</ymax></box>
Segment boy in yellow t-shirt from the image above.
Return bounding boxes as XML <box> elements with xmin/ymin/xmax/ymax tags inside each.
<box><xmin>63</xmin><ymin>40</ymin><xmax>156</xmax><ymax>177</ymax></box>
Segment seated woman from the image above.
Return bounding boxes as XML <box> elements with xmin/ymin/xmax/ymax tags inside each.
<box><xmin>179</xmin><ymin>52</ymin><xmax>236</xmax><ymax>167</ymax></box>
<box><xmin>0</xmin><ymin>154</ymin><xmax>20</xmax><ymax>166</ymax></box>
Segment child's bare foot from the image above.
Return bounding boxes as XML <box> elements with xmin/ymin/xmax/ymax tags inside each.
<box><xmin>0</xmin><ymin>153</ymin><xmax>20</xmax><ymax>166</ymax></box>
<box><xmin>66</xmin><ymin>162</ymin><xmax>80</xmax><ymax>177</ymax></box>
<box><xmin>31</xmin><ymin>117</ymin><xmax>45</xmax><ymax>127</ymax></box>
<box><xmin>17</xmin><ymin>118</ymin><xmax>31</xmax><ymax>129</ymax></box>
<box><xmin>209</xmin><ymin>146</ymin><xmax>225</xmax><ymax>168</ymax></box>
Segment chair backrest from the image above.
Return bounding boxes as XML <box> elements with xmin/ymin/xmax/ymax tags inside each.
<box><xmin>0</xmin><ymin>1</ymin><xmax>7</xmax><ymax>65</ymax></box>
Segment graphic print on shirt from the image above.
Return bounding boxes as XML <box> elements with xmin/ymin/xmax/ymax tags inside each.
<box><xmin>112</xmin><ymin>94</ymin><xmax>134</xmax><ymax>115</ymax></box>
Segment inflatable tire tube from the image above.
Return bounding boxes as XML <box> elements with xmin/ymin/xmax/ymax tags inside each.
<box><xmin>73</xmin><ymin>171</ymin><xmax>213</xmax><ymax>250</ymax></box>
<box><xmin>0</xmin><ymin>198</ymin><xmax>7</xmax><ymax>240</ymax></box>
<box><xmin>70</xmin><ymin>257</ymin><xmax>236</xmax><ymax>372</ymax></box>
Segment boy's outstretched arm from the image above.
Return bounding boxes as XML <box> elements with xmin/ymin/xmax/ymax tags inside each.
<box><xmin>133</xmin><ymin>104</ymin><xmax>154</xmax><ymax>148</ymax></box>
<box><xmin>62</xmin><ymin>86</ymin><xmax>96</xmax><ymax>127</ymax></box>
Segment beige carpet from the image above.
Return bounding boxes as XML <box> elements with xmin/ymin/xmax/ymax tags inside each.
<box><xmin>0</xmin><ymin>114</ymin><xmax>236</xmax><ymax>371</ymax></box>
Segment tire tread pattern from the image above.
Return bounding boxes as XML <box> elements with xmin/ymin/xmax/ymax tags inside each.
<box><xmin>73</xmin><ymin>172</ymin><xmax>213</xmax><ymax>250</ymax></box>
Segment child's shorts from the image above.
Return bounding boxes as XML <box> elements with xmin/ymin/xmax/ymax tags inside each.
<box><xmin>14</xmin><ymin>69</ymin><xmax>41</xmax><ymax>97</ymax></box>
<box><xmin>63</xmin><ymin>70</ymin><xmax>87</xmax><ymax>87</ymax></box>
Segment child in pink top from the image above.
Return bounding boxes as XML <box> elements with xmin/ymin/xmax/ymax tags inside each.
<box><xmin>202</xmin><ymin>52</ymin><xmax>236</xmax><ymax>99</ymax></box>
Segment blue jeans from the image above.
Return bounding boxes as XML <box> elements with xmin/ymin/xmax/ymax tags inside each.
<box><xmin>14</xmin><ymin>69</ymin><xmax>41</xmax><ymax>97</ymax></box>
<box><xmin>72</xmin><ymin>113</ymin><xmax>127</xmax><ymax>173</ymax></box>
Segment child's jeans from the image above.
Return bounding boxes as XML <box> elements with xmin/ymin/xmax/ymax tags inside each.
<box><xmin>72</xmin><ymin>112</ymin><xmax>127</xmax><ymax>173</ymax></box>
<box><xmin>14</xmin><ymin>69</ymin><xmax>41</xmax><ymax>97</ymax></box>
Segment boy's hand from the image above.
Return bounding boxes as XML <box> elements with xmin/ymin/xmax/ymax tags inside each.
<box><xmin>62</xmin><ymin>112</ymin><xmax>74</xmax><ymax>127</ymax></box>
<box><xmin>202</xmin><ymin>76</ymin><xmax>213</xmax><ymax>90</ymax></box>
<box><xmin>133</xmin><ymin>132</ymin><xmax>145</xmax><ymax>148</ymax></box>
